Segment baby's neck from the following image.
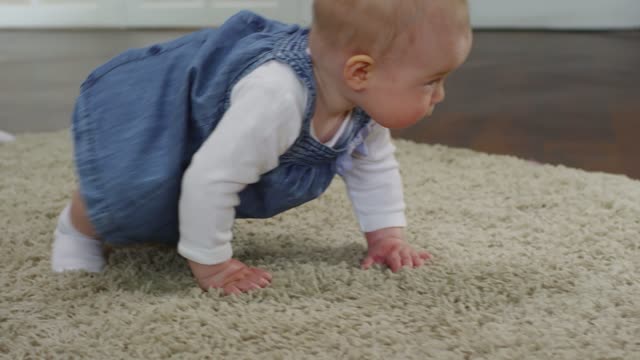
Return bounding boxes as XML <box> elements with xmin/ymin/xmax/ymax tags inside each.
<box><xmin>311</xmin><ymin>62</ymin><xmax>353</xmax><ymax>143</ymax></box>
<box><xmin>308</xmin><ymin>32</ymin><xmax>354</xmax><ymax>116</ymax></box>
<box><xmin>308</xmin><ymin>31</ymin><xmax>357</xmax><ymax>143</ymax></box>
<box><xmin>311</xmin><ymin>110</ymin><xmax>350</xmax><ymax>144</ymax></box>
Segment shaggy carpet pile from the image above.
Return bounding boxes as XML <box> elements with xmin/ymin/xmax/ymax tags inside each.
<box><xmin>1</xmin><ymin>131</ymin><xmax>639</xmax><ymax>359</ymax></box>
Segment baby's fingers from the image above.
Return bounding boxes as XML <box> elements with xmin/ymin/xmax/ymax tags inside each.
<box><xmin>400</xmin><ymin>248</ymin><xmax>413</xmax><ymax>269</ymax></box>
<box><xmin>419</xmin><ymin>251</ymin><xmax>432</xmax><ymax>260</ymax></box>
<box><xmin>411</xmin><ymin>253</ymin><xmax>425</xmax><ymax>268</ymax></box>
<box><xmin>223</xmin><ymin>285</ymin><xmax>242</xmax><ymax>296</ymax></box>
<box><xmin>249</xmin><ymin>269</ymin><xmax>272</xmax><ymax>288</ymax></box>
<box><xmin>234</xmin><ymin>278</ymin><xmax>262</xmax><ymax>292</ymax></box>
<box><xmin>251</xmin><ymin>268</ymin><xmax>273</xmax><ymax>283</ymax></box>
<box><xmin>361</xmin><ymin>256</ymin><xmax>375</xmax><ymax>270</ymax></box>
<box><xmin>387</xmin><ymin>252</ymin><xmax>402</xmax><ymax>273</ymax></box>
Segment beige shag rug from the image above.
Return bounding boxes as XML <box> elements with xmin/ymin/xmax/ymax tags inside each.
<box><xmin>1</xmin><ymin>131</ymin><xmax>639</xmax><ymax>359</ymax></box>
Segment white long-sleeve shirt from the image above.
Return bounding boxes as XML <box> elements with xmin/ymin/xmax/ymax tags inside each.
<box><xmin>178</xmin><ymin>61</ymin><xmax>406</xmax><ymax>265</ymax></box>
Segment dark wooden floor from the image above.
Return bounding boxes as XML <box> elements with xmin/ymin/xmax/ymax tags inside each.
<box><xmin>1</xmin><ymin>30</ymin><xmax>639</xmax><ymax>179</ymax></box>
<box><xmin>392</xmin><ymin>31</ymin><xmax>640</xmax><ymax>180</ymax></box>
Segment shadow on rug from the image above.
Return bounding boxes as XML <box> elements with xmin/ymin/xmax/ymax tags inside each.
<box><xmin>1</xmin><ymin>131</ymin><xmax>639</xmax><ymax>359</ymax></box>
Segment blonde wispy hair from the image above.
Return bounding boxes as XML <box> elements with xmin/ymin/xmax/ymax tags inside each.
<box><xmin>312</xmin><ymin>0</ymin><xmax>469</xmax><ymax>60</ymax></box>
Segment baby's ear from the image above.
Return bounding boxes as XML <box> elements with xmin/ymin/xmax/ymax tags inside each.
<box><xmin>343</xmin><ymin>55</ymin><xmax>375</xmax><ymax>91</ymax></box>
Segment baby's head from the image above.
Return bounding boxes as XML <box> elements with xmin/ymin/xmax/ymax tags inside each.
<box><xmin>310</xmin><ymin>0</ymin><xmax>473</xmax><ymax>128</ymax></box>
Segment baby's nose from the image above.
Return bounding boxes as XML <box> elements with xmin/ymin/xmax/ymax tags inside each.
<box><xmin>433</xmin><ymin>84</ymin><xmax>446</xmax><ymax>105</ymax></box>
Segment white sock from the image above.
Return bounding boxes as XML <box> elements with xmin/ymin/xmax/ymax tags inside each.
<box><xmin>51</xmin><ymin>204</ymin><xmax>106</xmax><ymax>273</ymax></box>
<box><xmin>0</xmin><ymin>130</ymin><xmax>15</xmax><ymax>143</ymax></box>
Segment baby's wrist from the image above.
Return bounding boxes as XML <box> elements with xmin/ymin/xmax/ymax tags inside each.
<box><xmin>365</xmin><ymin>227</ymin><xmax>405</xmax><ymax>247</ymax></box>
<box><xmin>188</xmin><ymin>258</ymin><xmax>233</xmax><ymax>277</ymax></box>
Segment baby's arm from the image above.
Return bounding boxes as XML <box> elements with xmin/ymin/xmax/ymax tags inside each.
<box><xmin>340</xmin><ymin>125</ymin><xmax>431</xmax><ymax>272</ymax></box>
<box><xmin>178</xmin><ymin>62</ymin><xmax>305</xmax><ymax>294</ymax></box>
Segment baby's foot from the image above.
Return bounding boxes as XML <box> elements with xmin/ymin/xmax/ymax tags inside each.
<box><xmin>188</xmin><ymin>258</ymin><xmax>272</xmax><ymax>295</ymax></box>
<box><xmin>51</xmin><ymin>204</ymin><xmax>106</xmax><ymax>273</ymax></box>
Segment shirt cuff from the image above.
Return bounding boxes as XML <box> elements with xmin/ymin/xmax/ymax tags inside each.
<box><xmin>358</xmin><ymin>212</ymin><xmax>407</xmax><ymax>233</ymax></box>
<box><xmin>177</xmin><ymin>241</ymin><xmax>233</xmax><ymax>265</ymax></box>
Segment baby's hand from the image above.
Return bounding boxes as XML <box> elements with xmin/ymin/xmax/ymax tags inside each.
<box><xmin>361</xmin><ymin>227</ymin><xmax>431</xmax><ymax>272</ymax></box>
<box><xmin>188</xmin><ymin>258</ymin><xmax>272</xmax><ymax>295</ymax></box>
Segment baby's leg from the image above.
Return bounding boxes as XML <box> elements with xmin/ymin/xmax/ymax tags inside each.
<box><xmin>51</xmin><ymin>189</ymin><xmax>106</xmax><ymax>272</ymax></box>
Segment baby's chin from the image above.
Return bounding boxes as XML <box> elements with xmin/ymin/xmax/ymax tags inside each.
<box><xmin>424</xmin><ymin>107</ymin><xmax>435</xmax><ymax>118</ymax></box>
<box><xmin>375</xmin><ymin>116</ymin><xmax>424</xmax><ymax>129</ymax></box>
<box><xmin>368</xmin><ymin>107</ymin><xmax>434</xmax><ymax>129</ymax></box>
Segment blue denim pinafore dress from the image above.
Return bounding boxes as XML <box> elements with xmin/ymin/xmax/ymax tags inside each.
<box><xmin>71</xmin><ymin>10</ymin><xmax>373</xmax><ymax>246</ymax></box>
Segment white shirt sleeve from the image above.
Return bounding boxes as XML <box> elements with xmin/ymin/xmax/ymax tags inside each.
<box><xmin>341</xmin><ymin>124</ymin><xmax>407</xmax><ymax>233</ymax></box>
<box><xmin>178</xmin><ymin>61</ymin><xmax>306</xmax><ymax>265</ymax></box>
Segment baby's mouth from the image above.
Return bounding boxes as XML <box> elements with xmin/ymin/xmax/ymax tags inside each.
<box><xmin>425</xmin><ymin>107</ymin><xmax>435</xmax><ymax>117</ymax></box>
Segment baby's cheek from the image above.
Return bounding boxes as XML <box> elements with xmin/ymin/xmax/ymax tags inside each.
<box><xmin>410</xmin><ymin>105</ymin><xmax>429</xmax><ymax>122</ymax></box>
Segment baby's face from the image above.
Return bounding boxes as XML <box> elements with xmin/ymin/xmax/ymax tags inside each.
<box><xmin>358</xmin><ymin>21</ymin><xmax>472</xmax><ymax>129</ymax></box>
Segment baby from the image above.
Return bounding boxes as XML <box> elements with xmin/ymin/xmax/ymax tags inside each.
<box><xmin>52</xmin><ymin>0</ymin><xmax>472</xmax><ymax>295</ymax></box>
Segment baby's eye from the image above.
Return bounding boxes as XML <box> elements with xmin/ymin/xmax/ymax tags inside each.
<box><xmin>424</xmin><ymin>79</ymin><xmax>441</xmax><ymax>87</ymax></box>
